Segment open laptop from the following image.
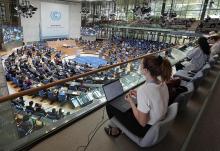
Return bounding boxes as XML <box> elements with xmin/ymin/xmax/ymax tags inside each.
<box><xmin>103</xmin><ymin>79</ymin><xmax>134</xmax><ymax>112</ymax></box>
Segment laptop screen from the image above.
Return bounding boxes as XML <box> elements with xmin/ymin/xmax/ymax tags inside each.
<box><xmin>103</xmin><ymin>80</ymin><xmax>124</xmax><ymax>101</ymax></box>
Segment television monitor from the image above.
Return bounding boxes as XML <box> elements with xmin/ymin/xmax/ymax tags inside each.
<box><xmin>71</xmin><ymin>97</ymin><xmax>80</xmax><ymax>108</ymax></box>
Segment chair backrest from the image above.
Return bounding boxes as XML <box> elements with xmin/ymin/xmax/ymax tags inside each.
<box><xmin>174</xmin><ymin>82</ymin><xmax>194</xmax><ymax>111</ymax></box>
<box><xmin>26</xmin><ymin>109</ymin><xmax>34</xmax><ymax>114</ymax></box>
<box><xmin>140</xmin><ymin>103</ymin><xmax>178</xmax><ymax>147</ymax></box>
<box><xmin>13</xmin><ymin>77</ymin><xmax>17</xmax><ymax>84</ymax></box>
<box><xmin>191</xmin><ymin>71</ymin><xmax>203</xmax><ymax>90</ymax></box>
<box><xmin>48</xmin><ymin>92</ymin><xmax>57</xmax><ymax>100</ymax></box>
<box><xmin>47</xmin><ymin>114</ymin><xmax>58</xmax><ymax>120</ymax></box>
<box><xmin>201</xmin><ymin>63</ymin><xmax>211</xmax><ymax>77</ymax></box>
<box><xmin>38</xmin><ymin>90</ymin><xmax>46</xmax><ymax>97</ymax></box>
<box><xmin>16</xmin><ymin>79</ymin><xmax>20</xmax><ymax>86</ymax></box>
<box><xmin>34</xmin><ymin>112</ymin><xmax>45</xmax><ymax>117</ymax></box>
<box><xmin>209</xmin><ymin>57</ymin><xmax>217</xmax><ymax>67</ymax></box>
<box><xmin>58</xmin><ymin>94</ymin><xmax>67</xmax><ymax>102</ymax></box>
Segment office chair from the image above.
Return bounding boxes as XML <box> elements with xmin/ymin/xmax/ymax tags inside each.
<box><xmin>174</xmin><ymin>82</ymin><xmax>194</xmax><ymax>112</ymax></box>
<box><xmin>58</xmin><ymin>93</ymin><xmax>67</xmax><ymax>102</ymax></box>
<box><xmin>48</xmin><ymin>91</ymin><xmax>57</xmax><ymax>101</ymax></box>
<box><xmin>38</xmin><ymin>90</ymin><xmax>47</xmax><ymax>100</ymax></box>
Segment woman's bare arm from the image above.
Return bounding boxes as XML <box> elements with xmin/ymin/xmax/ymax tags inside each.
<box><xmin>125</xmin><ymin>94</ymin><xmax>150</xmax><ymax>127</ymax></box>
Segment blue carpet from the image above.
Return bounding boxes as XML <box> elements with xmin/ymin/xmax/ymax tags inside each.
<box><xmin>73</xmin><ymin>56</ymin><xmax>107</xmax><ymax>68</ymax></box>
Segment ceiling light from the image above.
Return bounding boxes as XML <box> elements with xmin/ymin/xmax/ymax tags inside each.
<box><xmin>15</xmin><ymin>0</ymin><xmax>38</xmax><ymax>18</ymax></box>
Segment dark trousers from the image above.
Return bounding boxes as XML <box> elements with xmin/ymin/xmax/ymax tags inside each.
<box><xmin>106</xmin><ymin>103</ymin><xmax>151</xmax><ymax>138</ymax></box>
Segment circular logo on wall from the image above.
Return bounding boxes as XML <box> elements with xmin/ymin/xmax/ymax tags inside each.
<box><xmin>50</xmin><ymin>11</ymin><xmax>62</xmax><ymax>21</ymax></box>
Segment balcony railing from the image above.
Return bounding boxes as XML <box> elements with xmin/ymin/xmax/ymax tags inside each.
<box><xmin>0</xmin><ymin>41</ymin><xmax>196</xmax><ymax>150</ymax></box>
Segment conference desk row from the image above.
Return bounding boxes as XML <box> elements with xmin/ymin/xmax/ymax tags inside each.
<box><xmin>2</xmin><ymin>42</ymin><xmax>197</xmax><ymax>151</ymax></box>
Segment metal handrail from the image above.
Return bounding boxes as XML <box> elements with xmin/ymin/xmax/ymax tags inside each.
<box><xmin>0</xmin><ymin>47</ymin><xmax>173</xmax><ymax>103</ymax></box>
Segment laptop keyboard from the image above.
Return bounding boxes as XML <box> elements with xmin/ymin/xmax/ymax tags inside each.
<box><xmin>110</xmin><ymin>95</ymin><xmax>136</xmax><ymax>112</ymax></box>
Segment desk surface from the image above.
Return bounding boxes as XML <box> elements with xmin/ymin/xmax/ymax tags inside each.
<box><xmin>66</xmin><ymin>90</ymin><xmax>81</xmax><ymax>96</ymax></box>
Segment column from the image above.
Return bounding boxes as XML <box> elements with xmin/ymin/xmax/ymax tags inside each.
<box><xmin>161</xmin><ymin>0</ymin><xmax>167</xmax><ymax>15</ymax></box>
<box><xmin>200</xmin><ymin>0</ymin><xmax>209</xmax><ymax>20</ymax></box>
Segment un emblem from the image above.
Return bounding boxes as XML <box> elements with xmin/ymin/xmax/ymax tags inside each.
<box><xmin>50</xmin><ymin>11</ymin><xmax>61</xmax><ymax>21</ymax></box>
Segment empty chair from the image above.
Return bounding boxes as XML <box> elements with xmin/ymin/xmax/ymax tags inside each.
<box><xmin>69</xmin><ymin>85</ymin><xmax>77</xmax><ymax>91</ymax></box>
<box><xmin>58</xmin><ymin>93</ymin><xmax>67</xmax><ymax>102</ymax></box>
<box><xmin>110</xmin><ymin>103</ymin><xmax>178</xmax><ymax>147</ymax></box>
<box><xmin>201</xmin><ymin>63</ymin><xmax>211</xmax><ymax>77</ymax></box>
<box><xmin>85</xmin><ymin>79</ymin><xmax>93</xmax><ymax>84</ymax></box>
<box><xmin>175</xmin><ymin>68</ymin><xmax>204</xmax><ymax>90</ymax></box>
<box><xmin>26</xmin><ymin>109</ymin><xmax>34</xmax><ymax>114</ymax></box>
<box><xmin>173</xmin><ymin>70</ymin><xmax>196</xmax><ymax>81</ymax></box>
<box><xmin>209</xmin><ymin>58</ymin><xmax>217</xmax><ymax>67</ymax></box>
<box><xmin>46</xmin><ymin>114</ymin><xmax>58</xmax><ymax>120</ymax></box>
<box><xmin>17</xmin><ymin>80</ymin><xmax>23</xmax><ymax>88</ymax></box>
<box><xmin>9</xmin><ymin>74</ymin><xmax>14</xmax><ymax>81</ymax></box>
<box><xmin>174</xmin><ymin>82</ymin><xmax>194</xmax><ymax>112</ymax></box>
<box><xmin>22</xmin><ymin>83</ymin><xmax>30</xmax><ymax>90</ymax></box>
<box><xmin>15</xmin><ymin>79</ymin><xmax>20</xmax><ymax>87</ymax></box>
<box><xmin>12</xmin><ymin>77</ymin><xmax>17</xmax><ymax>85</ymax></box>
<box><xmin>174</xmin><ymin>63</ymin><xmax>210</xmax><ymax>82</ymax></box>
<box><xmin>190</xmin><ymin>71</ymin><xmax>203</xmax><ymax>90</ymax></box>
<box><xmin>38</xmin><ymin>90</ymin><xmax>47</xmax><ymax>98</ymax></box>
<box><xmin>5</xmin><ymin>73</ymin><xmax>11</xmax><ymax>81</ymax></box>
<box><xmin>48</xmin><ymin>91</ymin><xmax>57</xmax><ymax>101</ymax></box>
<box><xmin>210</xmin><ymin>54</ymin><xmax>220</xmax><ymax>67</ymax></box>
<box><xmin>34</xmin><ymin>112</ymin><xmax>46</xmax><ymax>117</ymax></box>
<box><xmin>42</xmin><ymin>79</ymin><xmax>50</xmax><ymax>84</ymax></box>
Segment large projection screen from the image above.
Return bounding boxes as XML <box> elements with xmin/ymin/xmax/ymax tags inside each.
<box><xmin>41</xmin><ymin>2</ymin><xmax>69</xmax><ymax>39</ymax></box>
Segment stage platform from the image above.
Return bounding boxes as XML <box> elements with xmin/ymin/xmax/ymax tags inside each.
<box><xmin>47</xmin><ymin>40</ymin><xmax>81</xmax><ymax>56</ymax></box>
<box><xmin>47</xmin><ymin>40</ymin><xmax>98</xmax><ymax>57</ymax></box>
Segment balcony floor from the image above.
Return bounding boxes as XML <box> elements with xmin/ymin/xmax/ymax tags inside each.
<box><xmin>29</xmin><ymin>62</ymin><xmax>220</xmax><ymax>151</ymax></box>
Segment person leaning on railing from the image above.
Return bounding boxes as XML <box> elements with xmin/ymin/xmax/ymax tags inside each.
<box><xmin>104</xmin><ymin>55</ymin><xmax>172</xmax><ymax>138</ymax></box>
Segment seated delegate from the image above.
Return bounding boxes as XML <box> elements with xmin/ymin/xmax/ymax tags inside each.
<box><xmin>175</xmin><ymin>37</ymin><xmax>210</xmax><ymax>72</ymax></box>
<box><xmin>18</xmin><ymin>115</ymin><xmax>33</xmax><ymax>137</ymax></box>
<box><xmin>26</xmin><ymin>101</ymin><xmax>35</xmax><ymax>113</ymax></box>
<box><xmin>104</xmin><ymin>55</ymin><xmax>172</xmax><ymax>137</ymax></box>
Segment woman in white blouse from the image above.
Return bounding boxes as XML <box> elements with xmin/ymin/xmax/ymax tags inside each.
<box><xmin>176</xmin><ymin>37</ymin><xmax>210</xmax><ymax>71</ymax></box>
<box><xmin>105</xmin><ymin>55</ymin><xmax>172</xmax><ymax>137</ymax></box>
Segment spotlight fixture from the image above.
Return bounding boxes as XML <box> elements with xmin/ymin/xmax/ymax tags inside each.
<box><xmin>133</xmin><ymin>0</ymin><xmax>152</xmax><ymax>19</ymax></box>
<box><xmin>81</xmin><ymin>7</ymin><xmax>89</xmax><ymax>14</ymax></box>
<box><xmin>133</xmin><ymin>6</ymin><xmax>152</xmax><ymax>17</ymax></box>
<box><xmin>15</xmin><ymin>0</ymin><xmax>38</xmax><ymax>18</ymax></box>
<box><xmin>161</xmin><ymin>0</ymin><xmax>177</xmax><ymax>20</ymax></box>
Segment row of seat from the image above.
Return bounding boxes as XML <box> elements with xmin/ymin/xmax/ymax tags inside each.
<box><xmin>95</xmin><ymin>18</ymin><xmax>196</xmax><ymax>29</ymax></box>
<box><xmin>12</xmin><ymin>98</ymin><xmax>67</xmax><ymax>121</ymax></box>
<box><xmin>38</xmin><ymin>89</ymin><xmax>67</xmax><ymax>103</ymax></box>
<box><xmin>111</xmin><ymin>57</ymin><xmax>218</xmax><ymax>148</ymax></box>
<box><xmin>7</xmin><ymin>74</ymin><xmax>31</xmax><ymax>90</ymax></box>
<box><xmin>16</xmin><ymin>113</ymin><xmax>44</xmax><ymax>137</ymax></box>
